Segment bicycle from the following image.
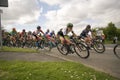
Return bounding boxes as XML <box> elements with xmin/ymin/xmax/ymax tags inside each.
<box><xmin>40</xmin><ymin>36</ymin><xmax>58</xmax><ymax>51</ymax></box>
<box><xmin>80</xmin><ymin>38</ymin><xmax>105</xmax><ymax>53</ymax></box>
<box><xmin>113</xmin><ymin>44</ymin><xmax>120</xmax><ymax>59</ymax></box>
<box><xmin>57</xmin><ymin>37</ymin><xmax>90</xmax><ymax>59</ymax></box>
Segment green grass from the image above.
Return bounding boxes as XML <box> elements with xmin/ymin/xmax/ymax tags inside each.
<box><xmin>0</xmin><ymin>46</ymin><xmax>38</xmax><ymax>53</ymax></box>
<box><xmin>105</xmin><ymin>40</ymin><xmax>120</xmax><ymax>44</ymax></box>
<box><xmin>105</xmin><ymin>40</ymin><xmax>113</xmax><ymax>44</ymax></box>
<box><xmin>0</xmin><ymin>60</ymin><xmax>118</xmax><ymax>80</ymax></box>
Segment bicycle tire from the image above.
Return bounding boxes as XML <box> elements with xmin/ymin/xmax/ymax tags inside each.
<box><xmin>57</xmin><ymin>43</ymin><xmax>68</xmax><ymax>55</ymax></box>
<box><xmin>113</xmin><ymin>44</ymin><xmax>120</xmax><ymax>59</ymax></box>
<box><xmin>74</xmin><ymin>43</ymin><xmax>90</xmax><ymax>59</ymax></box>
<box><xmin>93</xmin><ymin>41</ymin><xmax>105</xmax><ymax>53</ymax></box>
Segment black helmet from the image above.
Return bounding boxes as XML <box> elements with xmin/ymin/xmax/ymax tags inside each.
<box><xmin>67</xmin><ymin>23</ymin><xmax>73</xmax><ymax>28</ymax></box>
<box><xmin>86</xmin><ymin>25</ymin><xmax>91</xmax><ymax>29</ymax></box>
<box><xmin>52</xmin><ymin>30</ymin><xmax>54</xmax><ymax>33</ymax></box>
<box><xmin>28</xmin><ymin>31</ymin><xmax>32</xmax><ymax>34</ymax></box>
<box><xmin>37</xmin><ymin>26</ymin><xmax>41</xmax><ymax>29</ymax></box>
<box><xmin>47</xmin><ymin>29</ymin><xmax>49</xmax><ymax>32</ymax></box>
<box><xmin>22</xmin><ymin>29</ymin><xmax>25</xmax><ymax>32</ymax></box>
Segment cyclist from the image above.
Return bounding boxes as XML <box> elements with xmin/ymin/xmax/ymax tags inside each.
<box><xmin>60</xmin><ymin>23</ymin><xmax>76</xmax><ymax>44</ymax></box>
<box><xmin>20</xmin><ymin>29</ymin><xmax>27</xmax><ymax>37</ymax></box>
<box><xmin>2</xmin><ymin>30</ymin><xmax>7</xmax><ymax>46</ymax></box>
<box><xmin>96</xmin><ymin>29</ymin><xmax>105</xmax><ymax>43</ymax></box>
<box><xmin>40</xmin><ymin>29</ymin><xmax>56</xmax><ymax>49</ymax></box>
<box><xmin>33</xmin><ymin>26</ymin><xmax>44</xmax><ymax>49</ymax></box>
<box><xmin>34</xmin><ymin>26</ymin><xmax>44</xmax><ymax>40</ymax></box>
<box><xmin>49</xmin><ymin>30</ymin><xmax>57</xmax><ymax>46</ymax></box>
<box><xmin>45</xmin><ymin>29</ymin><xmax>56</xmax><ymax>44</ymax></box>
<box><xmin>27</xmin><ymin>31</ymin><xmax>33</xmax><ymax>42</ymax></box>
<box><xmin>80</xmin><ymin>25</ymin><xmax>92</xmax><ymax>47</ymax></box>
<box><xmin>20</xmin><ymin>29</ymin><xmax>27</xmax><ymax>48</ymax></box>
<box><xmin>10</xmin><ymin>28</ymin><xmax>18</xmax><ymax>46</ymax></box>
<box><xmin>59</xmin><ymin>23</ymin><xmax>76</xmax><ymax>53</ymax></box>
<box><xmin>45</xmin><ymin>29</ymin><xmax>50</xmax><ymax>35</ymax></box>
<box><xmin>50</xmin><ymin>30</ymin><xmax>55</xmax><ymax>38</ymax></box>
<box><xmin>10</xmin><ymin>28</ymin><xmax>17</xmax><ymax>36</ymax></box>
<box><xmin>57</xmin><ymin>28</ymin><xmax>64</xmax><ymax>39</ymax></box>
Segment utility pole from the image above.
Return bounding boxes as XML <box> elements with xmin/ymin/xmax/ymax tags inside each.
<box><xmin>0</xmin><ymin>0</ymin><xmax>8</xmax><ymax>49</ymax></box>
<box><xmin>0</xmin><ymin>9</ymin><xmax>3</xmax><ymax>49</ymax></box>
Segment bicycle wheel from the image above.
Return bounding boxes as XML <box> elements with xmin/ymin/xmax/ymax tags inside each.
<box><xmin>42</xmin><ymin>41</ymin><xmax>51</xmax><ymax>51</ymax></box>
<box><xmin>114</xmin><ymin>44</ymin><xmax>120</xmax><ymax>59</ymax></box>
<box><xmin>57</xmin><ymin>43</ymin><xmax>68</xmax><ymax>55</ymax></box>
<box><xmin>93</xmin><ymin>41</ymin><xmax>105</xmax><ymax>53</ymax></box>
<box><xmin>74</xmin><ymin>43</ymin><xmax>90</xmax><ymax>59</ymax></box>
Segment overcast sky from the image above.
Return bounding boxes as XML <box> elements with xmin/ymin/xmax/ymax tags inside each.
<box><xmin>1</xmin><ymin>0</ymin><xmax>120</xmax><ymax>34</ymax></box>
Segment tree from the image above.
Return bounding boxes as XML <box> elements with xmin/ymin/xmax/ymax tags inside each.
<box><xmin>105</xmin><ymin>22</ymin><xmax>117</xmax><ymax>40</ymax></box>
<box><xmin>116</xmin><ymin>28</ymin><xmax>120</xmax><ymax>40</ymax></box>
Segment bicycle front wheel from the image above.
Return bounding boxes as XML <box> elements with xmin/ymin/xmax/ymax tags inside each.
<box><xmin>57</xmin><ymin>43</ymin><xmax>68</xmax><ymax>55</ymax></box>
<box><xmin>93</xmin><ymin>41</ymin><xmax>105</xmax><ymax>53</ymax></box>
<box><xmin>114</xmin><ymin>44</ymin><xmax>120</xmax><ymax>59</ymax></box>
<box><xmin>74</xmin><ymin>43</ymin><xmax>90</xmax><ymax>59</ymax></box>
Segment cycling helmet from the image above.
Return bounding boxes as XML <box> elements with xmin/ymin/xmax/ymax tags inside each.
<box><xmin>51</xmin><ymin>30</ymin><xmax>54</xmax><ymax>33</ymax></box>
<box><xmin>28</xmin><ymin>31</ymin><xmax>32</xmax><ymax>34</ymax></box>
<box><xmin>67</xmin><ymin>23</ymin><xmax>73</xmax><ymax>28</ymax></box>
<box><xmin>47</xmin><ymin>29</ymin><xmax>50</xmax><ymax>32</ymax></box>
<box><xmin>37</xmin><ymin>26</ymin><xmax>41</xmax><ymax>29</ymax></box>
<box><xmin>12</xmin><ymin>28</ymin><xmax>16</xmax><ymax>31</ymax></box>
<box><xmin>86</xmin><ymin>25</ymin><xmax>91</xmax><ymax>29</ymax></box>
<box><xmin>22</xmin><ymin>29</ymin><xmax>25</xmax><ymax>32</ymax></box>
<box><xmin>60</xmin><ymin>28</ymin><xmax>63</xmax><ymax>31</ymax></box>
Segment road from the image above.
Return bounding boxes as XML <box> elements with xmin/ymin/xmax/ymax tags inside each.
<box><xmin>48</xmin><ymin>44</ymin><xmax>120</xmax><ymax>79</ymax></box>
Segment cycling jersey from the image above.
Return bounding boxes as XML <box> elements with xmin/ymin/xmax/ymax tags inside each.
<box><xmin>20</xmin><ymin>32</ymin><xmax>27</xmax><ymax>37</ymax></box>
<box><xmin>57</xmin><ymin>30</ymin><xmax>64</xmax><ymax>37</ymax></box>
<box><xmin>10</xmin><ymin>31</ymin><xmax>17</xmax><ymax>36</ymax></box>
<box><xmin>80</xmin><ymin>29</ymin><xmax>91</xmax><ymax>38</ymax></box>
<box><xmin>45</xmin><ymin>31</ymin><xmax>50</xmax><ymax>35</ymax></box>
<box><xmin>35</xmin><ymin>29</ymin><xmax>44</xmax><ymax>36</ymax></box>
<box><xmin>58</xmin><ymin>28</ymin><xmax>73</xmax><ymax>39</ymax></box>
<box><xmin>50</xmin><ymin>32</ymin><xmax>55</xmax><ymax>37</ymax></box>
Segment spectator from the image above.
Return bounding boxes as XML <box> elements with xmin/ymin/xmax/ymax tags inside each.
<box><xmin>113</xmin><ymin>36</ymin><xmax>118</xmax><ymax>44</ymax></box>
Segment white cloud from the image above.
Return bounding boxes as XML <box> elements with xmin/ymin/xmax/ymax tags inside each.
<box><xmin>1</xmin><ymin>0</ymin><xmax>41</xmax><ymax>24</ymax></box>
<box><xmin>1</xmin><ymin>0</ymin><xmax>120</xmax><ymax>34</ymax></box>
<box><xmin>17</xmin><ymin>11</ymin><xmax>40</xmax><ymax>24</ymax></box>
<box><xmin>43</xmin><ymin>0</ymin><xmax>91</xmax><ymax>33</ymax></box>
<box><xmin>40</xmin><ymin>0</ymin><xmax>69</xmax><ymax>6</ymax></box>
<box><xmin>43</xmin><ymin>0</ymin><xmax>120</xmax><ymax>34</ymax></box>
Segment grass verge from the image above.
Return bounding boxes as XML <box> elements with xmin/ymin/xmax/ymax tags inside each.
<box><xmin>0</xmin><ymin>60</ymin><xmax>118</xmax><ymax>80</ymax></box>
<box><xmin>0</xmin><ymin>46</ymin><xmax>38</xmax><ymax>53</ymax></box>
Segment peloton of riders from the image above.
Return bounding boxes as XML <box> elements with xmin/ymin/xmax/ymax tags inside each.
<box><xmin>2</xmin><ymin>23</ymin><xmax>105</xmax><ymax>49</ymax></box>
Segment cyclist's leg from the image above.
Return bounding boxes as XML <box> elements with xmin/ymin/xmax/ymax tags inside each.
<box><xmin>84</xmin><ymin>36</ymin><xmax>92</xmax><ymax>44</ymax></box>
<box><xmin>83</xmin><ymin>36</ymin><xmax>93</xmax><ymax>49</ymax></box>
<box><xmin>36</xmin><ymin>36</ymin><xmax>43</xmax><ymax>48</ymax></box>
<box><xmin>65</xmin><ymin>38</ymin><xmax>72</xmax><ymax>45</ymax></box>
<box><xmin>64</xmin><ymin>36</ymin><xmax>74</xmax><ymax>53</ymax></box>
<box><xmin>59</xmin><ymin>36</ymin><xmax>65</xmax><ymax>44</ymax></box>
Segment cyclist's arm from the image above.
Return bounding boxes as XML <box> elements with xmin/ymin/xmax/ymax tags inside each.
<box><xmin>72</xmin><ymin>31</ymin><xmax>77</xmax><ymax>37</ymax></box>
<box><xmin>40</xmin><ymin>30</ymin><xmax>44</xmax><ymax>35</ymax></box>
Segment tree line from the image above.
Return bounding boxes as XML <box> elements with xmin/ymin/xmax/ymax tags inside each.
<box><xmin>95</xmin><ymin>22</ymin><xmax>120</xmax><ymax>41</ymax></box>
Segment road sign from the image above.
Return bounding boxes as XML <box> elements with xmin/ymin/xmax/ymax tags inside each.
<box><xmin>0</xmin><ymin>0</ymin><xmax>8</xmax><ymax>7</ymax></box>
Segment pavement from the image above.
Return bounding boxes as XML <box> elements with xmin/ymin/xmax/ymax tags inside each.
<box><xmin>0</xmin><ymin>44</ymin><xmax>120</xmax><ymax>79</ymax></box>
